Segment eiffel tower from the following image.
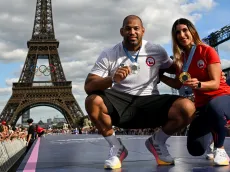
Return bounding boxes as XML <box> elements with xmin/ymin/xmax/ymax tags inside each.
<box><xmin>0</xmin><ymin>0</ymin><xmax>84</xmax><ymax>127</ymax></box>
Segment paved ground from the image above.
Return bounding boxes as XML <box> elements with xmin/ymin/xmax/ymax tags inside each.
<box><xmin>17</xmin><ymin>134</ymin><xmax>230</xmax><ymax>172</ymax></box>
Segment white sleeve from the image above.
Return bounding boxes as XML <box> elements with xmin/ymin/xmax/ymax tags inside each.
<box><xmin>90</xmin><ymin>51</ymin><xmax>110</xmax><ymax>78</ymax></box>
<box><xmin>159</xmin><ymin>46</ymin><xmax>173</xmax><ymax>69</ymax></box>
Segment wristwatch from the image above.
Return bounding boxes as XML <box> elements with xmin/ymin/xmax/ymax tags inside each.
<box><xmin>197</xmin><ymin>81</ymin><xmax>201</xmax><ymax>88</ymax></box>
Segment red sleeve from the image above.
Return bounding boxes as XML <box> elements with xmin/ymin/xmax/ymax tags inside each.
<box><xmin>206</xmin><ymin>46</ymin><xmax>220</xmax><ymax>64</ymax></box>
<box><xmin>37</xmin><ymin>127</ymin><xmax>43</xmax><ymax>132</ymax></box>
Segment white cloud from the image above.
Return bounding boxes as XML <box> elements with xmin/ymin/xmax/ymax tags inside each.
<box><xmin>181</xmin><ymin>0</ymin><xmax>217</xmax><ymax>12</ymax></box>
<box><xmin>75</xmin><ymin>35</ymin><xmax>84</xmax><ymax>41</ymax></box>
<box><xmin>0</xmin><ymin>88</ymin><xmax>11</xmax><ymax>95</ymax></box>
<box><xmin>0</xmin><ymin>41</ymin><xmax>8</xmax><ymax>50</ymax></box>
<box><xmin>221</xmin><ymin>59</ymin><xmax>230</xmax><ymax>70</ymax></box>
<box><xmin>219</xmin><ymin>42</ymin><xmax>230</xmax><ymax>54</ymax></box>
<box><xmin>196</xmin><ymin>0</ymin><xmax>217</xmax><ymax>10</ymax></box>
<box><xmin>2</xmin><ymin>49</ymin><xmax>27</xmax><ymax>61</ymax></box>
<box><xmin>0</xmin><ymin>41</ymin><xmax>27</xmax><ymax>62</ymax></box>
<box><xmin>5</xmin><ymin>78</ymin><xmax>18</xmax><ymax>86</ymax></box>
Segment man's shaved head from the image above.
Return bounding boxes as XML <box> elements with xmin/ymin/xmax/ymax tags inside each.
<box><xmin>122</xmin><ymin>15</ymin><xmax>143</xmax><ymax>27</ymax></box>
<box><xmin>120</xmin><ymin>15</ymin><xmax>145</xmax><ymax>51</ymax></box>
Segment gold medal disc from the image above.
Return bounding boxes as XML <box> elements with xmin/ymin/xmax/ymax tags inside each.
<box><xmin>179</xmin><ymin>72</ymin><xmax>191</xmax><ymax>83</ymax></box>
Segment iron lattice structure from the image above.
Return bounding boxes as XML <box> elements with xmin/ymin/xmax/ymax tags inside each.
<box><xmin>202</xmin><ymin>24</ymin><xmax>230</xmax><ymax>53</ymax></box>
<box><xmin>203</xmin><ymin>24</ymin><xmax>230</xmax><ymax>77</ymax></box>
<box><xmin>0</xmin><ymin>0</ymin><xmax>84</xmax><ymax>127</ymax></box>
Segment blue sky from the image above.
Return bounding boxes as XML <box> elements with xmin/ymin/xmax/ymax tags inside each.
<box><xmin>193</xmin><ymin>0</ymin><xmax>230</xmax><ymax>60</ymax></box>
<box><xmin>0</xmin><ymin>63</ymin><xmax>18</xmax><ymax>87</ymax></box>
<box><xmin>0</xmin><ymin>0</ymin><xmax>229</xmax><ymax>123</ymax></box>
<box><xmin>163</xmin><ymin>0</ymin><xmax>230</xmax><ymax>60</ymax></box>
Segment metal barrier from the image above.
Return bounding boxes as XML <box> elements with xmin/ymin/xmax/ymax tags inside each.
<box><xmin>0</xmin><ymin>139</ymin><xmax>26</xmax><ymax>172</ymax></box>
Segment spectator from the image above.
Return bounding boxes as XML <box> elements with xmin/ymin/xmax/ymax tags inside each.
<box><xmin>26</xmin><ymin>118</ymin><xmax>35</xmax><ymax>152</ymax></box>
<box><xmin>35</xmin><ymin>124</ymin><xmax>45</xmax><ymax>138</ymax></box>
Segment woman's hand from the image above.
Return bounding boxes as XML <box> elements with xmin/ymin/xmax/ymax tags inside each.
<box><xmin>183</xmin><ymin>78</ymin><xmax>200</xmax><ymax>89</ymax></box>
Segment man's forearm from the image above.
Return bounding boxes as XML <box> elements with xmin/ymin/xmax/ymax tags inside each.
<box><xmin>162</xmin><ymin>63</ymin><xmax>177</xmax><ymax>74</ymax></box>
<box><xmin>85</xmin><ymin>76</ymin><xmax>113</xmax><ymax>95</ymax></box>
<box><xmin>27</xmin><ymin>134</ymin><xmax>31</xmax><ymax>143</ymax></box>
<box><xmin>160</xmin><ymin>75</ymin><xmax>182</xmax><ymax>89</ymax></box>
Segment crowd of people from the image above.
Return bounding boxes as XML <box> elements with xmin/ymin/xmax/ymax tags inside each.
<box><xmin>0</xmin><ymin>118</ymin><xmax>46</xmax><ymax>154</ymax></box>
<box><xmin>0</xmin><ymin>121</ymin><xmax>27</xmax><ymax>142</ymax></box>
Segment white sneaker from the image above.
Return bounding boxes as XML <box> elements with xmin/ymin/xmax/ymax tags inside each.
<box><xmin>206</xmin><ymin>142</ymin><xmax>214</xmax><ymax>160</ymax></box>
<box><xmin>145</xmin><ymin>134</ymin><xmax>174</xmax><ymax>165</ymax></box>
<box><xmin>213</xmin><ymin>148</ymin><xmax>229</xmax><ymax>166</ymax></box>
<box><xmin>104</xmin><ymin>139</ymin><xmax>128</xmax><ymax>169</ymax></box>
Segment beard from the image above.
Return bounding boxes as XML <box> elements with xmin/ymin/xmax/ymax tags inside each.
<box><xmin>124</xmin><ymin>37</ymin><xmax>141</xmax><ymax>47</ymax></box>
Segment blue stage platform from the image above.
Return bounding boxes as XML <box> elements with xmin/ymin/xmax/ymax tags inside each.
<box><xmin>17</xmin><ymin>134</ymin><xmax>230</xmax><ymax>172</ymax></box>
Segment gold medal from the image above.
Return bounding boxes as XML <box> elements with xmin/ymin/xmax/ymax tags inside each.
<box><xmin>179</xmin><ymin>72</ymin><xmax>191</xmax><ymax>83</ymax></box>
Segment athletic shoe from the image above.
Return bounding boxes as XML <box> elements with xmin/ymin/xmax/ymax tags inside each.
<box><xmin>104</xmin><ymin>138</ymin><xmax>128</xmax><ymax>169</ymax></box>
<box><xmin>206</xmin><ymin>142</ymin><xmax>214</xmax><ymax>160</ymax></box>
<box><xmin>145</xmin><ymin>135</ymin><xmax>174</xmax><ymax>165</ymax></box>
<box><xmin>213</xmin><ymin>148</ymin><xmax>229</xmax><ymax>166</ymax></box>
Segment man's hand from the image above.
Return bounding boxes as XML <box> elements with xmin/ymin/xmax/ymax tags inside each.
<box><xmin>221</xmin><ymin>71</ymin><xmax>226</xmax><ymax>82</ymax></box>
<box><xmin>158</xmin><ymin>69</ymin><xmax>165</xmax><ymax>84</ymax></box>
<box><xmin>112</xmin><ymin>66</ymin><xmax>131</xmax><ymax>83</ymax></box>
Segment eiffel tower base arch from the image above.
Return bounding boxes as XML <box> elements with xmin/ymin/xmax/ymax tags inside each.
<box><xmin>1</xmin><ymin>82</ymin><xmax>83</xmax><ymax>128</ymax></box>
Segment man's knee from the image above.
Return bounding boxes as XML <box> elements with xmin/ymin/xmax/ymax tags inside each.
<box><xmin>85</xmin><ymin>95</ymin><xmax>107</xmax><ymax>117</ymax></box>
<box><xmin>85</xmin><ymin>94</ymin><xmax>103</xmax><ymax>106</ymax></box>
<box><xmin>176</xmin><ymin>98</ymin><xmax>195</xmax><ymax>113</ymax></box>
<box><xmin>170</xmin><ymin>98</ymin><xmax>196</xmax><ymax>122</ymax></box>
<box><xmin>85</xmin><ymin>94</ymin><xmax>103</xmax><ymax>109</ymax></box>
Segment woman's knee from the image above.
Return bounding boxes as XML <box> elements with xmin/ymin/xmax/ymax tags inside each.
<box><xmin>187</xmin><ymin>141</ymin><xmax>206</xmax><ymax>156</ymax></box>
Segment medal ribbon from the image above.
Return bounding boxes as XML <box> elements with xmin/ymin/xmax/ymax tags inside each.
<box><xmin>123</xmin><ymin>46</ymin><xmax>141</xmax><ymax>63</ymax></box>
<box><xmin>182</xmin><ymin>45</ymin><xmax>196</xmax><ymax>72</ymax></box>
